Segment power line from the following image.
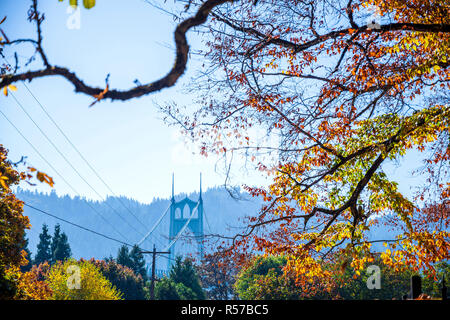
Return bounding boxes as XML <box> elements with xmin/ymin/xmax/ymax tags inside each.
<box><xmin>3</xmin><ymin>56</ymin><xmax>170</xmax><ymax>256</ymax></box>
<box><xmin>24</xmin><ymin>203</ymin><xmax>137</xmax><ymax>248</ymax></box>
<box><xmin>3</xmin><ymin>55</ymin><xmax>149</xmax><ymax>234</ymax></box>
<box><xmin>25</xmin><ymin>203</ymin><xmax>174</xmax><ymax>273</ymax></box>
<box><xmin>24</xmin><ymin>202</ymin><xmax>179</xmax><ymax>279</ymax></box>
<box><xmin>18</xmin><ymin>79</ymin><xmax>150</xmax><ymax>232</ymax></box>
<box><xmin>140</xmin><ymin>245</ymin><xmax>170</xmax><ymax>300</ymax></box>
<box><xmin>8</xmin><ymin>91</ymin><xmax>146</xmax><ymax>238</ymax></box>
<box><xmin>0</xmin><ymin>108</ymin><xmax>130</xmax><ymax>243</ymax></box>
<box><xmin>137</xmin><ymin>203</ymin><xmax>170</xmax><ymax>246</ymax></box>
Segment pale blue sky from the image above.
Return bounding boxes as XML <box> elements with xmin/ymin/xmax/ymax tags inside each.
<box><xmin>0</xmin><ymin>0</ymin><xmax>250</xmax><ymax>203</ymax></box>
<box><xmin>0</xmin><ymin>0</ymin><xmax>425</xmax><ymax>204</ymax></box>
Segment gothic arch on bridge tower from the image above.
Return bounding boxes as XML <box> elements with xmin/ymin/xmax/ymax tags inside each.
<box><xmin>175</xmin><ymin>207</ymin><xmax>182</xmax><ymax>219</ymax></box>
<box><xmin>168</xmin><ymin>173</ymin><xmax>204</xmax><ymax>269</ymax></box>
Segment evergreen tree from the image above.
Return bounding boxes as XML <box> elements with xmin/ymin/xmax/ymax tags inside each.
<box><xmin>116</xmin><ymin>245</ymin><xmax>148</xmax><ymax>281</ymax></box>
<box><xmin>34</xmin><ymin>224</ymin><xmax>52</xmax><ymax>265</ymax></box>
<box><xmin>52</xmin><ymin>232</ymin><xmax>72</xmax><ymax>263</ymax></box>
<box><xmin>90</xmin><ymin>259</ymin><xmax>147</xmax><ymax>300</ymax></box>
<box><xmin>155</xmin><ymin>278</ymin><xmax>183</xmax><ymax>300</ymax></box>
<box><xmin>130</xmin><ymin>245</ymin><xmax>147</xmax><ymax>281</ymax></box>
<box><xmin>116</xmin><ymin>245</ymin><xmax>133</xmax><ymax>270</ymax></box>
<box><xmin>104</xmin><ymin>255</ymin><xmax>114</xmax><ymax>263</ymax></box>
<box><xmin>168</xmin><ymin>256</ymin><xmax>205</xmax><ymax>300</ymax></box>
<box><xmin>50</xmin><ymin>224</ymin><xmax>61</xmax><ymax>259</ymax></box>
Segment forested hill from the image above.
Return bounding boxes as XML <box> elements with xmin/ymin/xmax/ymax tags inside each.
<box><xmin>17</xmin><ymin>186</ymin><xmax>394</xmax><ymax>267</ymax></box>
<box><xmin>17</xmin><ymin>187</ymin><xmax>263</xmax><ymax>263</ymax></box>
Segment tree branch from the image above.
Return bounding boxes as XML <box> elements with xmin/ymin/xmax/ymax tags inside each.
<box><xmin>1</xmin><ymin>0</ymin><xmax>234</xmax><ymax>101</ymax></box>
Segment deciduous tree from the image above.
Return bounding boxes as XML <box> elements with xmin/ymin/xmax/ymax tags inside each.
<box><xmin>235</xmin><ymin>255</ymin><xmax>302</xmax><ymax>300</ymax></box>
<box><xmin>1</xmin><ymin>0</ymin><xmax>449</xmax><ymax>294</ymax></box>
<box><xmin>7</xmin><ymin>262</ymin><xmax>52</xmax><ymax>300</ymax></box>
<box><xmin>0</xmin><ymin>145</ymin><xmax>30</xmax><ymax>299</ymax></box>
<box><xmin>88</xmin><ymin>258</ymin><xmax>147</xmax><ymax>300</ymax></box>
<box><xmin>172</xmin><ymin>0</ymin><xmax>450</xmax><ymax>292</ymax></box>
<box><xmin>46</xmin><ymin>259</ymin><xmax>122</xmax><ymax>300</ymax></box>
<box><xmin>198</xmin><ymin>252</ymin><xmax>238</xmax><ymax>300</ymax></box>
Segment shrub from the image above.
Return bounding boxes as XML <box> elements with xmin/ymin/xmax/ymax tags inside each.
<box><xmin>46</xmin><ymin>259</ymin><xmax>122</xmax><ymax>300</ymax></box>
<box><xmin>87</xmin><ymin>258</ymin><xmax>146</xmax><ymax>300</ymax></box>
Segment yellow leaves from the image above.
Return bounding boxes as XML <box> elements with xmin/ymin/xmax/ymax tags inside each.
<box><xmin>7</xmin><ymin>263</ymin><xmax>53</xmax><ymax>300</ymax></box>
<box><xmin>1</xmin><ymin>145</ymin><xmax>32</xmax><ymax>282</ymax></box>
<box><xmin>83</xmin><ymin>0</ymin><xmax>96</xmax><ymax>9</ymax></box>
<box><xmin>47</xmin><ymin>259</ymin><xmax>122</xmax><ymax>300</ymax></box>
<box><xmin>0</xmin><ymin>172</ymin><xmax>9</xmax><ymax>190</ymax></box>
<box><xmin>59</xmin><ymin>0</ymin><xmax>96</xmax><ymax>10</ymax></box>
<box><xmin>2</xmin><ymin>84</ymin><xmax>17</xmax><ymax>96</ymax></box>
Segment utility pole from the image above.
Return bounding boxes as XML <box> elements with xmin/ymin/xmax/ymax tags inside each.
<box><xmin>141</xmin><ymin>245</ymin><xmax>170</xmax><ymax>300</ymax></box>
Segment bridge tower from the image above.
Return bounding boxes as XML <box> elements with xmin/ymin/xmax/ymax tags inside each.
<box><xmin>168</xmin><ymin>173</ymin><xmax>204</xmax><ymax>269</ymax></box>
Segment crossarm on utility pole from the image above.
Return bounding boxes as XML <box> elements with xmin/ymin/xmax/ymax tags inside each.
<box><xmin>140</xmin><ymin>245</ymin><xmax>171</xmax><ymax>300</ymax></box>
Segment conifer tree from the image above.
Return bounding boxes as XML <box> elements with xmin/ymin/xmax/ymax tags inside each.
<box><xmin>34</xmin><ymin>224</ymin><xmax>52</xmax><ymax>265</ymax></box>
<box><xmin>50</xmin><ymin>224</ymin><xmax>71</xmax><ymax>263</ymax></box>
<box><xmin>169</xmin><ymin>257</ymin><xmax>205</xmax><ymax>300</ymax></box>
<box><xmin>116</xmin><ymin>245</ymin><xmax>133</xmax><ymax>270</ymax></box>
<box><xmin>116</xmin><ymin>245</ymin><xmax>148</xmax><ymax>281</ymax></box>
<box><xmin>130</xmin><ymin>245</ymin><xmax>147</xmax><ymax>281</ymax></box>
<box><xmin>50</xmin><ymin>224</ymin><xmax>61</xmax><ymax>259</ymax></box>
<box><xmin>156</xmin><ymin>257</ymin><xmax>205</xmax><ymax>300</ymax></box>
<box><xmin>52</xmin><ymin>232</ymin><xmax>72</xmax><ymax>263</ymax></box>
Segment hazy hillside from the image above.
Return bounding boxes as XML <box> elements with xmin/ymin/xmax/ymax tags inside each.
<box><xmin>17</xmin><ymin>187</ymin><xmax>263</xmax><ymax>270</ymax></box>
<box><xmin>17</xmin><ymin>186</ymin><xmax>397</xmax><ymax>271</ymax></box>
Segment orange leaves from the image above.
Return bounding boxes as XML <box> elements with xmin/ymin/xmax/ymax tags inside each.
<box><xmin>36</xmin><ymin>171</ymin><xmax>54</xmax><ymax>187</ymax></box>
<box><xmin>0</xmin><ymin>145</ymin><xmax>32</xmax><ymax>293</ymax></box>
<box><xmin>29</xmin><ymin>167</ymin><xmax>55</xmax><ymax>187</ymax></box>
<box><xmin>174</xmin><ymin>0</ymin><xmax>450</xmax><ymax>293</ymax></box>
<box><xmin>7</xmin><ymin>263</ymin><xmax>53</xmax><ymax>300</ymax></box>
<box><xmin>89</xmin><ymin>84</ymin><xmax>109</xmax><ymax>107</ymax></box>
<box><xmin>2</xmin><ymin>84</ymin><xmax>17</xmax><ymax>96</ymax></box>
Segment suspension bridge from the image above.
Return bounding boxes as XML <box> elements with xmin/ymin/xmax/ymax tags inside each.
<box><xmin>0</xmin><ymin>71</ymin><xmax>209</xmax><ymax>280</ymax></box>
<box><xmin>139</xmin><ymin>173</ymin><xmax>207</xmax><ymax>276</ymax></box>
